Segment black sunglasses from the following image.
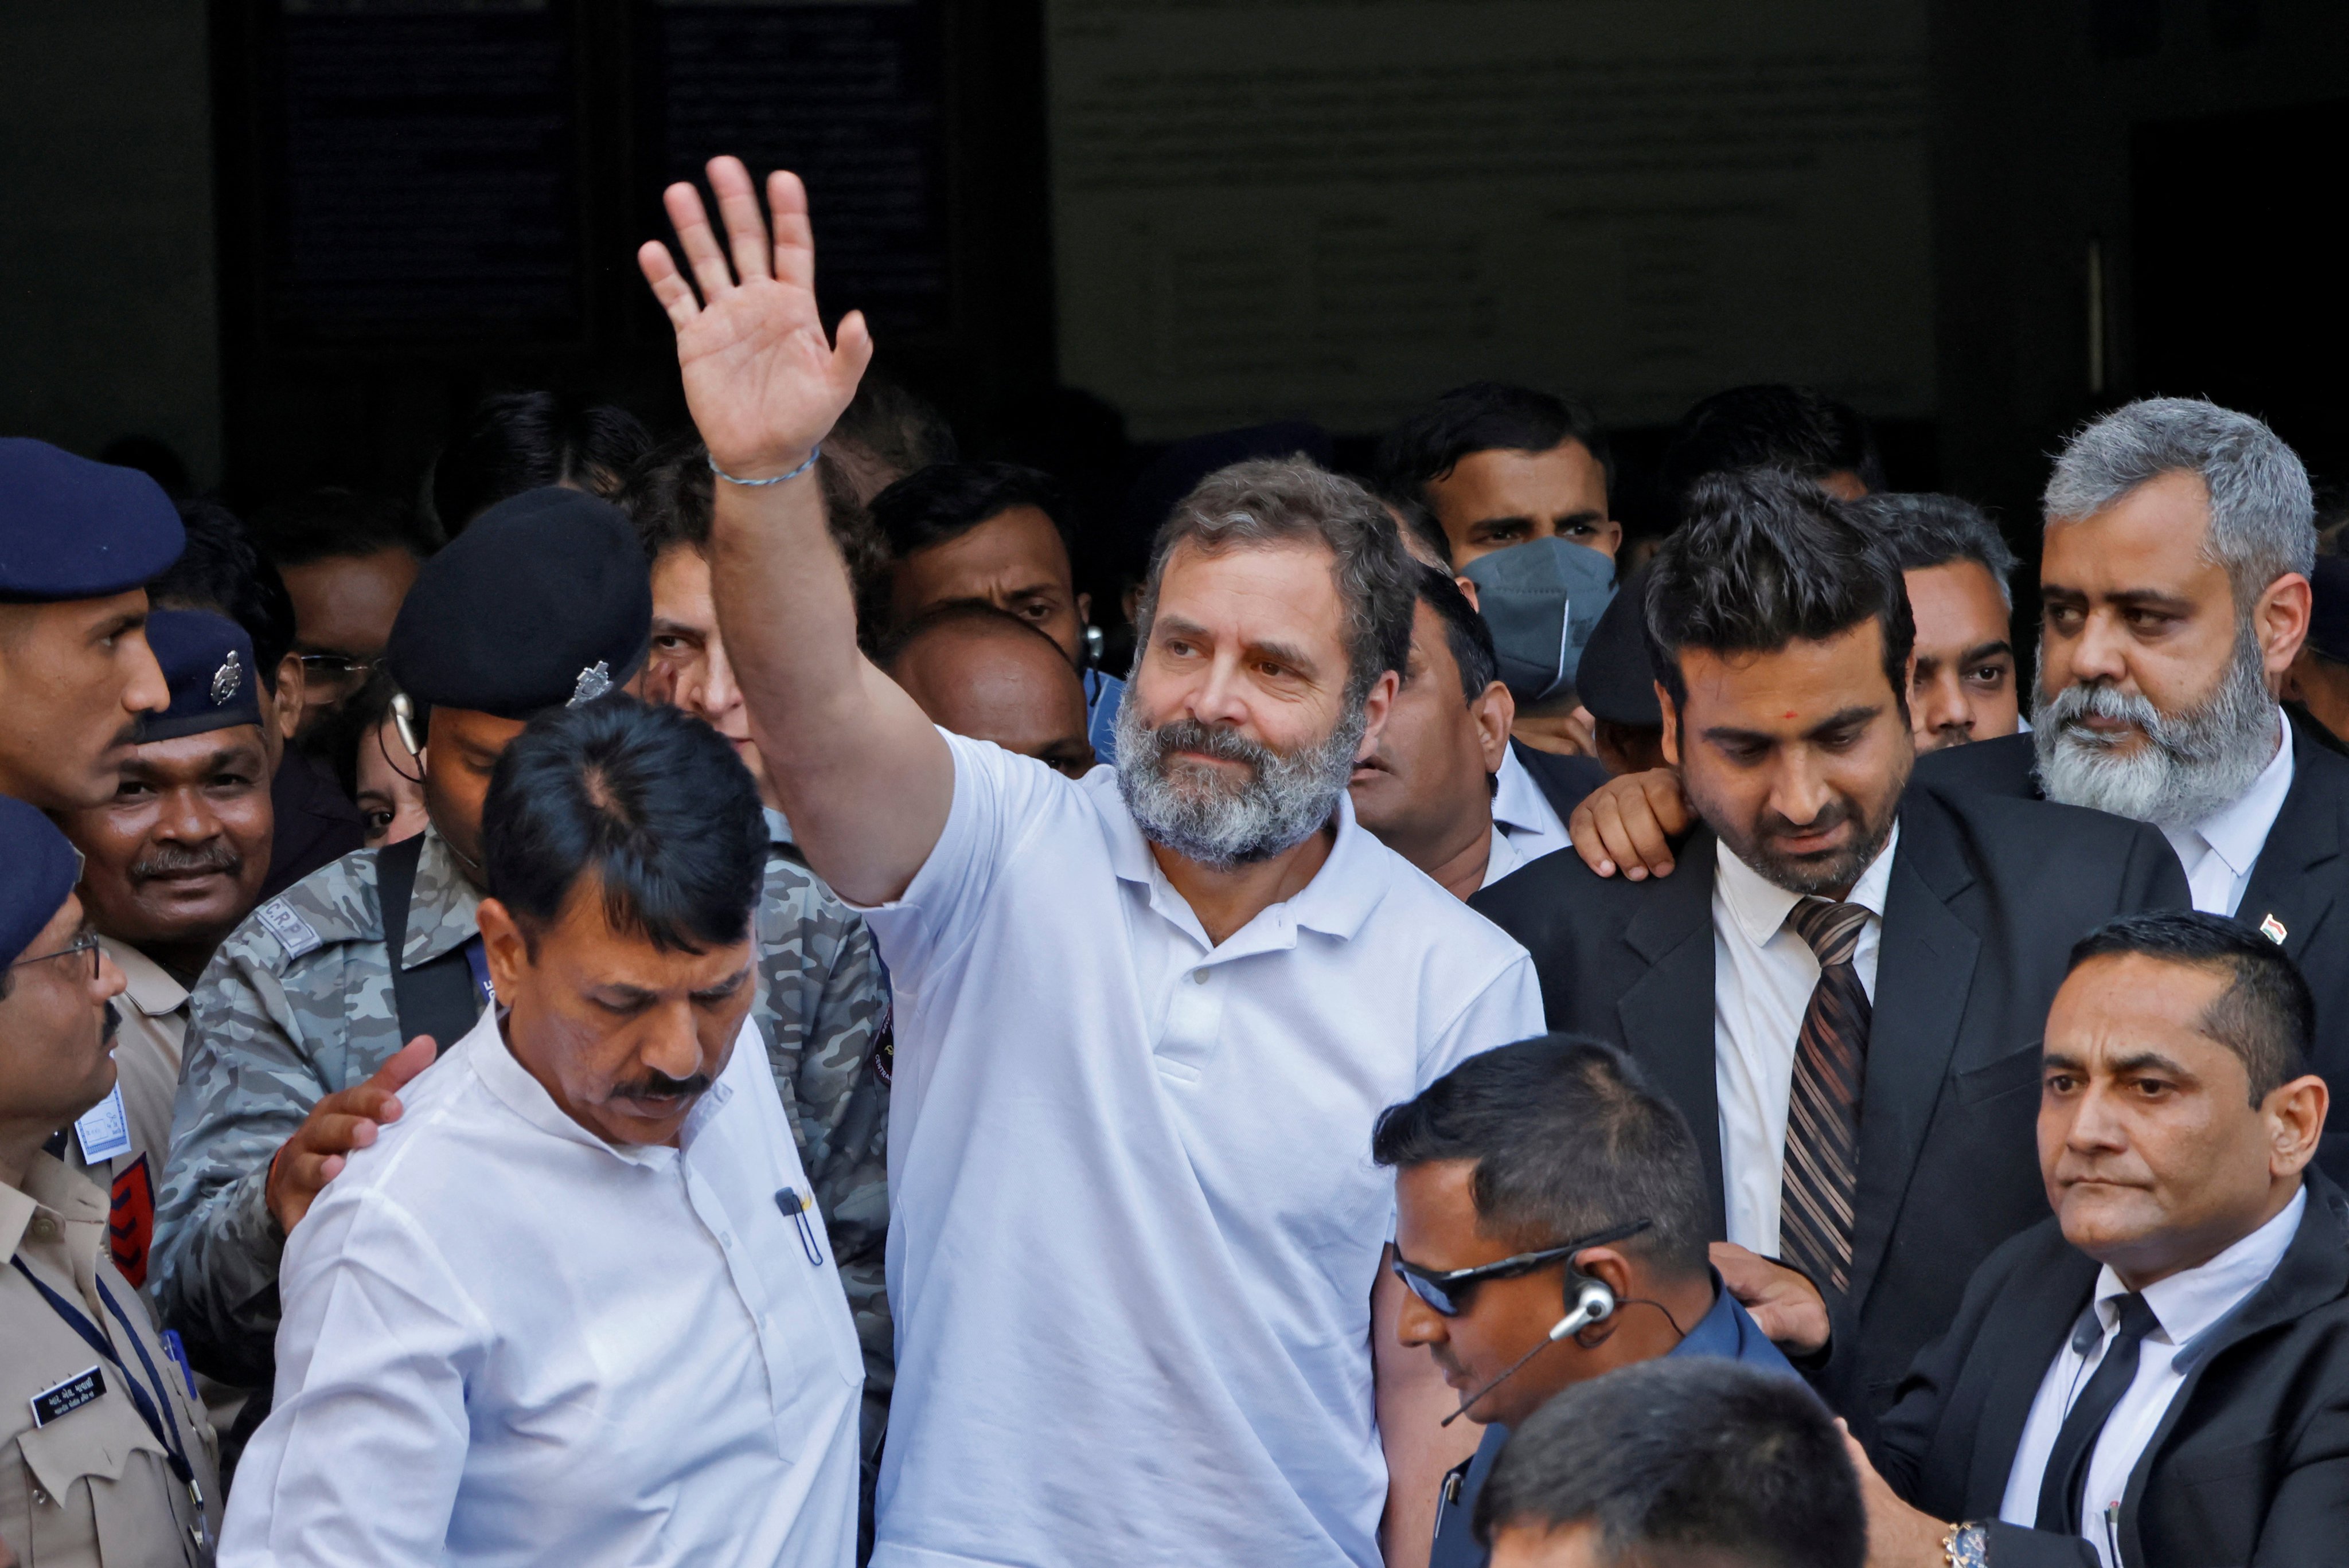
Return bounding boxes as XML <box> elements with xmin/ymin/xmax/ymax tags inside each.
<box><xmin>1391</xmin><ymin>1218</ymin><xmax>1653</xmax><ymax>1317</ymax></box>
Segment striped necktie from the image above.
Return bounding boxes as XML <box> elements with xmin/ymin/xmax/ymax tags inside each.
<box><xmin>1780</xmin><ymin>897</ymin><xmax>1874</xmax><ymax>1296</ymax></box>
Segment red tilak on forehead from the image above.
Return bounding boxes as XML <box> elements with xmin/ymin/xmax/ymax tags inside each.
<box><xmin>1785</xmin><ymin>711</ymin><xmax>1797</xmax><ymax>719</ymax></box>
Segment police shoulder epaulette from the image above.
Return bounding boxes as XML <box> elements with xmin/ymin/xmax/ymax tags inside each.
<box><xmin>253</xmin><ymin>898</ymin><xmax>323</xmax><ymax>961</ymax></box>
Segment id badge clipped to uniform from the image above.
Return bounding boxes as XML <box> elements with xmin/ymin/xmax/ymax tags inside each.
<box><xmin>75</xmin><ymin>1084</ymin><xmax>133</xmax><ymax>1164</ymax></box>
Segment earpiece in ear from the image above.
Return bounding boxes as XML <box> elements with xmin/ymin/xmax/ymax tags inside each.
<box><xmin>1547</xmin><ymin>1276</ymin><xmax>1617</xmax><ymax>1342</ymax></box>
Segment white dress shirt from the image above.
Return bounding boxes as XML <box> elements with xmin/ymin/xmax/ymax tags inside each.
<box><xmin>1491</xmin><ymin>746</ymin><xmax>1574</xmax><ymax>865</ymax></box>
<box><xmin>860</xmin><ymin>732</ymin><xmax>1543</xmax><ymax>1568</ymax></box>
<box><xmin>221</xmin><ymin>1008</ymin><xmax>863</xmax><ymax>1568</ymax></box>
<box><xmin>1482</xmin><ymin>820</ymin><xmax>1527</xmax><ymax>887</ymax></box>
<box><xmin>2161</xmin><ymin>710</ymin><xmax>2294</xmax><ymax>917</ymax></box>
<box><xmin>1711</xmin><ymin>826</ymin><xmax>1898</xmax><ymax>1255</ymax></box>
<box><xmin>1999</xmin><ymin>1187</ymin><xmax>2306</xmax><ymax>1564</ymax></box>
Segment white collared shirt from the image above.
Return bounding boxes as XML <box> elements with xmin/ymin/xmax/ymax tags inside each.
<box><xmin>860</xmin><ymin>732</ymin><xmax>1542</xmax><ymax>1568</ymax></box>
<box><xmin>220</xmin><ymin>1008</ymin><xmax>863</xmax><ymax>1568</ymax></box>
<box><xmin>1482</xmin><ymin>821</ymin><xmax>1527</xmax><ymax>888</ymax></box>
<box><xmin>1491</xmin><ymin>746</ymin><xmax>1574</xmax><ymax>865</ymax></box>
<box><xmin>1711</xmin><ymin>825</ymin><xmax>1900</xmax><ymax>1255</ymax></box>
<box><xmin>2000</xmin><ymin>1187</ymin><xmax>2306</xmax><ymax>1563</ymax></box>
<box><xmin>2161</xmin><ymin>711</ymin><xmax>2294</xmax><ymax>917</ymax></box>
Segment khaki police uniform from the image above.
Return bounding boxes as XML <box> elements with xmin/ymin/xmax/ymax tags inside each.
<box><xmin>3</xmin><ymin>1154</ymin><xmax>219</xmax><ymax>1567</ymax></box>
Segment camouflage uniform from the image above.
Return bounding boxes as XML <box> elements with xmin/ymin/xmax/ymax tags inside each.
<box><xmin>152</xmin><ymin>821</ymin><xmax>895</xmax><ymax>1460</ymax></box>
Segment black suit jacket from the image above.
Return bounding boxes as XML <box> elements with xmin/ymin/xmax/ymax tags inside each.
<box><xmin>1874</xmin><ymin>1170</ymin><xmax>2349</xmax><ymax>1567</ymax></box>
<box><xmin>1507</xmin><ymin>739</ymin><xmax>1610</xmax><ymax>825</ymax></box>
<box><xmin>1470</xmin><ymin>783</ymin><xmax>2190</xmax><ymax>1417</ymax></box>
<box><xmin>1919</xmin><ymin>715</ymin><xmax>2349</xmax><ymax>1181</ymax></box>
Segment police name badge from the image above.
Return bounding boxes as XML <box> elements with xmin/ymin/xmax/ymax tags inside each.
<box><xmin>75</xmin><ymin>1082</ymin><xmax>134</xmax><ymax>1163</ymax></box>
<box><xmin>29</xmin><ymin>1366</ymin><xmax>106</xmax><ymax>1428</ymax></box>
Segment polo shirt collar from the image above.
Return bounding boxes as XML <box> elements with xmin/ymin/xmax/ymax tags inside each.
<box><xmin>1103</xmin><ymin>776</ymin><xmax>1392</xmax><ymax>944</ymax></box>
<box><xmin>99</xmin><ymin>935</ymin><xmax>188</xmax><ymax>1019</ymax></box>
<box><xmin>1715</xmin><ymin>819</ymin><xmax>1901</xmax><ymax>948</ymax></box>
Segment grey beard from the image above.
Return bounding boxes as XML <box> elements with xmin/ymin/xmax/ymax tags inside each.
<box><xmin>1114</xmin><ymin>699</ymin><xmax>1367</xmax><ymax>870</ymax></box>
<box><xmin>2032</xmin><ymin>626</ymin><xmax>2280</xmax><ymax>830</ymax></box>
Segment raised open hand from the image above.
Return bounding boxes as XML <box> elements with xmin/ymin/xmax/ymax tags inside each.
<box><xmin>638</xmin><ymin>157</ymin><xmax>873</xmax><ymax>480</ymax></box>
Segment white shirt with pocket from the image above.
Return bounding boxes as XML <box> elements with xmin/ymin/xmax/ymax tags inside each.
<box><xmin>863</xmin><ymin>733</ymin><xmax>1544</xmax><ymax>1568</ymax></box>
<box><xmin>219</xmin><ymin>1007</ymin><xmax>863</xmax><ymax>1568</ymax></box>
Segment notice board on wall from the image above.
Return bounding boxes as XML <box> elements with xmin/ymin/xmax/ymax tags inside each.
<box><xmin>1044</xmin><ymin>0</ymin><xmax>1936</xmax><ymax>437</ymax></box>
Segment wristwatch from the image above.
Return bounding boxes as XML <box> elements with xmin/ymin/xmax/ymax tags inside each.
<box><xmin>1942</xmin><ymin>1522</ymin><xmax>1989</xmax><ymax>1567</ymax></box>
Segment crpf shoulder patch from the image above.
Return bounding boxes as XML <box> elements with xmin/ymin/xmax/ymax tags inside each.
<box><xmin>255</xmin><ymin>897</ymin><xmax>323</xmax><ymax>960</ymax></box>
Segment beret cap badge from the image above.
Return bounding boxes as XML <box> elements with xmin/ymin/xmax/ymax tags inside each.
<box><xmin>569</xmin><ymin>660</ymin><xmax>614</xmax><ymax>707</ymax></box>
<box><xmin>211</xmin><ymin>651</ymin><xmax>244</xmax><ymax>706</ymax></box>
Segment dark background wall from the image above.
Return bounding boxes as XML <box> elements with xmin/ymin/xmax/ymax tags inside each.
<box><xmin>2</xmin><ymin>0</ymin><xmax>2342</xmax><ymax>545</ymax></box>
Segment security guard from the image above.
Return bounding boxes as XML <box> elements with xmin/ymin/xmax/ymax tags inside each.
<box><xmin>0</xmin><ymin>437</ymin><xmax>182</xmax><ymax>812</ymax></box>
<box><xmin>151</xmin><ymin>488</ymin><xmax>889</xmax><ymax>1432</ymax></box>
<box><xmin>51</xmin><ymin>612</ymin><xmax>275</xmax><ymax>1288</ymax></box>
<box><xmin>3</xmin><ymin>795</ymin><xmax>221</xmax><ymax>1566</ymax></box>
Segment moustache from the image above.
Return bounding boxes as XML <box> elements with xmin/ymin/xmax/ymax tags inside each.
<box><xmin>1152</xmin><ymin>718</ymin><xmax>1279</xmax><ymax>772</ymax></box>
<box><xmin>1756</xmin><ymin>796</ymin><xmax>1854</xmax><ymax>844</ymax></box>
<box><xmin>103</xmin><ymin>1000</ymin><xmax>122</xmax><ymax>1045</ymax></box>
<box><xmin>130</xmin><ymin>841</ymin><xmax>242</xmax><ymax>883</ymax></box>
<box><xmin>2042</xmin><ymin>681</ymin><xmax>2167</xmax><ymax>742</ymax></box>
<box><xmin>610</xmin><ymin>1070</ymin><xmax>712</xmax><ymax>1104</ymax></box>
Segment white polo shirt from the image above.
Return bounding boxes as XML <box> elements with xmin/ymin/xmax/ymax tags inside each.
<box><xmin>221</xmin><ymin>1008</ymin><xmax>863</xmax><ymax>1568</ymax></box>
<box><xmin>864</xmin><ymin>733</ymin><xmax>1544</xmax><ymax>1568</ymax></box>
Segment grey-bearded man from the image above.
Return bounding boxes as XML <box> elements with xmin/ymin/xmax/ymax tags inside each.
<box><xmin>635</xmin><ymin>155</ymin><xmax>1541</xmax><ymax>1568</ymax></box>
<box><xmin>1901</xmin><ymin>398</ymin><xmax>2349</xmax><ymax>1177</ymax></box>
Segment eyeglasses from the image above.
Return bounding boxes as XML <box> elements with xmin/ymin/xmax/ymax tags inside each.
<box><xmin>1391</xmin><ymin>1218</ymin><xmax>1653</xmax><ymax>1317</ymax></box>
<box><xmin>298</xmin><ymin>652</ymin><xmax>376</xmax><ymax>694</ymax></box>
<box><xmin>7</xmin><ymin>930</ymin><xmax>102</xmax><ymax>982</ymax></box>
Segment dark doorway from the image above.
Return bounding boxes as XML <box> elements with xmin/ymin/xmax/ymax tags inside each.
<box><xmin>2133</xmin><ymin>98</ymin><xmax>2349</xmax><ymax>488</ymax></box>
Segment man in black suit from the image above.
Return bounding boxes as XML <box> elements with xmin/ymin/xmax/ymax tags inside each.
<box><xmin>1847</xmin><ymin>911</ymin><xmax>2342</xmax><ymax>1568</ymax></box>
<box><xmin>1572</xmin><ymin>401</ymin><xmax>2349</xmax><ymax>1182</ymax></box>
<box><xmin>1472</xmin><ymin>471</ymin><xmax>2190</xmax><ymax>1422</ymax></box>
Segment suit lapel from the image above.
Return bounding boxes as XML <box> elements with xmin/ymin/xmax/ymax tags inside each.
<box><xmin>2237</xmin><ymin>717</ymin><xmax>2343</xmax><ymax>962</ymax></box>
<box><xmin>1617</xmin><ymin>831</ymin><xmax>1727</xmax><ymax>1231</ymax></box>
<box><xmin>2114</xmin><ymin>1173</ymin><xmax>2349</xmax><ymax>1562</ymax></box>
<box><xmin>1962</xmin><ymin>1250</ymin><xmax>2099</xmax><ymax>1512</ymax></box>
<box><xmin>1849</xmin><ymin>797</ymin><xmax>1981</xmax><ymax>1308</ymax></box>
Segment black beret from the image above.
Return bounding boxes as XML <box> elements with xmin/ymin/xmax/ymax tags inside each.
<box><xmin>384</xmin><ymin>487</ymin><xmax>652</xmax><ymax>720</ymax></box>
<box><xmin>0</xmin><ymin>794</ymin><xmax>80</xmax><ymax>968</ymax></box>
<box><xmin>139</xmin><ymin>609</ymin><xmax>265</xmax><ymax>742</ymax></box>
<box><xmin>0</xmin><ymin>437</ymin><xmax>185</xmax><ymax>601</ymax></box>
<box><xmin>1577</xmin><ymin>562</ymin><xmax>1664</xmax><ymax>728</ymax></box>
<box><xmin>2308</xmin><ymin>556</ymin><xmax>2349</xmax><ymax>666</ymax></box>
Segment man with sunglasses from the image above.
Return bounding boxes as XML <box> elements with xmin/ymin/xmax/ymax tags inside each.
<box><xmin>1373</xmin><ymin>1035</ymin><xmax>1798</xmax><ymax>1568</ymax></box>
<box><xmin>49</xmin><ymin>612</ymin><xmax>276</xmax><ymax>1291</ymax></box>
<box><xmin>4</xmin><ymin>794</ymin><xmax>223</xmax><ymax>1566</ymax></box>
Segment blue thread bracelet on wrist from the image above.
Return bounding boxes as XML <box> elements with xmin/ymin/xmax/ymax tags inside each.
<box><xmin>708</xmin><ymin>444</ymin><xmax>822</xmax><ymax>487</ymax></box>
